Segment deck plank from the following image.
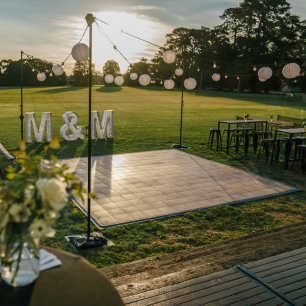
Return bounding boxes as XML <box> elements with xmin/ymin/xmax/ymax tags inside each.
<box><xmin>123</xmin><ymin>269</ymin><xmax>238</xmax><ymax>304</ymax></box>
<box><xmin>245</xmin><ymin>247</ymin><xmax>306</xmax><ymax>269</ymax></box>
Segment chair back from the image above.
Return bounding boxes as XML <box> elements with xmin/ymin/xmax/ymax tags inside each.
<box><xmin>277</xmin><ymin>115</ymin><xmax>306</xmax><ymax>128</ymax></box>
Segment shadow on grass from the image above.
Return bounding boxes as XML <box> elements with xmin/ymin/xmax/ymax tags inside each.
<box><xmin>95</xmin><ymin>86</ymin><xmax>122</xmax><ymax>93</ymax></box>
<box><xmin>191</xmin><ymin>89</ymin><xmax>306</xmax><ymax>110</ymax></box>
<box><xmin>34</xmin><ymin>86</ymin><xmax>84</xmax><ymax>94</ymax></box>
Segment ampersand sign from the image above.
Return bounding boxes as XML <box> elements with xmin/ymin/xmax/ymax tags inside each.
<box><xmin>60</xmin><ymin>112</ymin><xmax>85</xmax><ymax>141</ymax></box>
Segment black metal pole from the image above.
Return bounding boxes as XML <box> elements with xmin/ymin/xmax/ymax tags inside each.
<box><xmin>20</xmin><ymin>51</ymin><xmax>24</xmax><ymax>140</ymax></box>
<box><xmin>86</xmin><ymin>14</ymin><xmax>94</xmax><ymax>239</ymax></box>
<box><xmin>179</xmin><ymin>59</ymin><xmax>184</xmax><ymax>148</ymax></box>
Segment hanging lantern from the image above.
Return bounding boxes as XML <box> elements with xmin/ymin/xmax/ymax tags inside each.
<box><xmin>175</xmin><ymin>68</ymin><xmax>183</xmax><ymax>76</ymax></box>
<box><xmin>104</xmin><ymin>74</ymin><xmax>114</xmax><ymax>83</ymax></box>
<box><xmin>164</xmin><ymin>80</ymin><xmax>175</xmax><ymax>90</ymax></box>
<box><xmin>282</xmin><ymin>63</ymin><xmax>300</xmax><ymax>79</ymax></box>
<box><xmin>115</xmin><ymin>76</ymin><xmax>124</xmax><ymax>86</ymax></box>
<box><xmin>139</xmin><ymin>74</ymin><xmax>151</xmax><ymax>86</ymax></box>
<box><xmin>258</xmin><ymin>67</ymin><xmax>273</xmax><ymax>80</ymax></box>
<box><xmin>52</xmin><ymin>64</ymin><xmax>64</xmax><ymax>76</ymax></box>
<box><xmin>259</xmin><ymin>77</ymin><xmax>266</xmax><ymax>82</ymax></box>
<box><xmin>212</xmin><ymin>74</ymin><xmax>221</xmax><ymax>81</ymax></box>
<box><xmin>184</xmin><ymin>78</ymin><xmax>197</xmax><ymax>90</ymax></box>
<box><xmin>37</xmin><ymin>72</ymin><xmax>46</xmax><ymax>82</ymax></box>
<box><xmin>130</xmin><ymin>73</ymin><xmax>138</xmax><ymax>80</ymax></box>
<box><xmin>163</xmin><ymin>50</ymin><xmax>176</xmax><ymax>64</ymax></box>
<box><xmin>71</xmin><ymin>43</ymin><xmax>89</xmax><ymax>62</ymax></box>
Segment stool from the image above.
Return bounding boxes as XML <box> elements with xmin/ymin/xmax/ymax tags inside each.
<box><xmin>208</xmin><ymin>128</ymin><xmax>221</xmax><ymax>149</ymax></box>
<box><xmin>221</xmin><ymin>128</ymin><xmax>235</xmax><ymax>142</ymax></box>
<box><xmin>291</xmin><ymin>145</ymin><xmax>306</xmax><ymax>173</ymax></box>
<box><xmin>257</xmin><ymin>138</ymin><xmax>285</xmax><ymax>164</ymax></box>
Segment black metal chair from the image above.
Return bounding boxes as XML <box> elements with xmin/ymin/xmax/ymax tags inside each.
<box><xmin>208</xmin><ymin>128</ymin><xmax>221</xmax><ymax>149</ymax></box>
<box><xmin>257</xmin><ymin>138</ymin><xmax>285</xmax><ymax>164</ymax></box>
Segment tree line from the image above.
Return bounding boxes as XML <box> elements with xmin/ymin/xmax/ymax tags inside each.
<box><xmin>104</xmin><ymin>0</ymin><xmax>306</xmax><ymax>92</ymax></box>
<box><xmin>1</xmin><ymin>0</ymin><xmax>305</xmax><ymax>92</ymax></box>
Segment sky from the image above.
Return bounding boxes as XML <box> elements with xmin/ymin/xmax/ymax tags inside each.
<box><xmin>1</xmin><ymin>0</ymin><xmax>306</xmax><ymax>75</ymax></box>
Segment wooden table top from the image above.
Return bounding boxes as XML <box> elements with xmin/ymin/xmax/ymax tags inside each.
<box><xmin>277</xmin><ymin>128</ymin><xmax>306</xmax><ymax>134</ymax></box>
<box><xmin>219</xmin><ymin>119</ymin><xmax>267</xmax><ymax>124</ymax></box>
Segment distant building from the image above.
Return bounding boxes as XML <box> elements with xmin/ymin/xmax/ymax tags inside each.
<box><xmin>66</xmin><ymin>75</ymin><xmax>74</xmax><ymax>85</ymax></box>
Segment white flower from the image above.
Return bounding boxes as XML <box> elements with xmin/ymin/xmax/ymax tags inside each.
<box><xmin>24</xmin><ymin>185</ymin><xmax>36</xmax><ymax>210</ymax></box>
<box><xmin>9</xmin><ymin>204</ymin><xmax>31</xmax><ymax>223</ymax></box>
<box><xmin>28</xmin><ymin>219</ymin><xmax>55</xmax><ymax>239</ymax></box>
<box><xmin>36</xmin><ymin>178</ymin><xmax>68</xmax><ymax>211</ymax></box>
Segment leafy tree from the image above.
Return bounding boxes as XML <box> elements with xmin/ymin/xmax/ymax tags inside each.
<box><xmin>102</xmin><ymin>60</ymin><xmax>120</xmax><ymax>87</ymax></box>
<box><xmin>72</xmin><ymin>60</ymin><xmax>98</xmax><ymax>86</ymax></box>
<box><xmin>0</xmin><ymin>58</ymin><xmax>66</xmax><ymax>86</ymax></box>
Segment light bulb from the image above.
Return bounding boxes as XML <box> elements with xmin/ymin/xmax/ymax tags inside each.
<box><xmin>253</xmin><ymin>66</ymin><xmax>256</xmax><ymax>71</ymax></box>
<box><xmin>213</xmin><ymin>62</ymin><xmax>216</xmax><ymax>68</ymax></box>
<box><xmin>24</xmin><ymin>60</ymin><xmax>27</xmax><ymax>64</ymax></box>
<box><xmin>197</xmin><ymin>68</ymin><xmax>200</xmax><ymax>72</ymax></box>
<box><xmin>32</xmin><ymin>69</ymin><xmax>34</xmax><ymax>72</ymax></box>
<box><xmin>160</xmin><ymin>81</ymin><xmax>162</xmax><ymax>84</ymax></box>
<box><xmin>156</xmin><ymin>69</ymin><xmax>158</xmax><ymax>72</ymax></box>
<box><xmin>50</xmin><ymin>72</ymin><xmax>52</xmax><ymax>76</ymax></box>
<box><xmin>225</xmin><ymin>75</ymin><xmax>227</xmax><ymax>78</ymax></box>
<box><xmin>237</xmin><ymin>76</ymin><xmax>239</xmax><ymax>80</ymax></box>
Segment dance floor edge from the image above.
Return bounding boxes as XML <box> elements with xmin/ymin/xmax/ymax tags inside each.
<box><xmin>59</xmin><ymin>150</ymin><xmax>301</xmax><ymax>229</ymax></box>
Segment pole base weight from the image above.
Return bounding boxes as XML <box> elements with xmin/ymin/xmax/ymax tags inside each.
<box><xmin>66</xmin><ymin>231</ymin><xmax>113</xmax><ymax>251</ymax></box>
<box><xmin>172</xmin><ymin>144</ymin><xmax>190</xmax><ymax>149</ymax></box>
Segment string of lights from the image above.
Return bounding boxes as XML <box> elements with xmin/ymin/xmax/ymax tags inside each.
<box><xmin>94</xmin><ymin>18</ymin><xmax>303</xmax><ymax>72</ymax></box>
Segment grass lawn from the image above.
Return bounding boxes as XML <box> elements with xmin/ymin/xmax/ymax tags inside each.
<box><xmin>0</xmin><ymin>85</ymin><xmax>306</xmax><ymax>268</ymax></box>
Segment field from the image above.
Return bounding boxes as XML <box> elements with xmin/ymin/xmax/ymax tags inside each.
<box><xmin>0</xmin><ymin>85</ymin><xmax>306</xmax><ymax>268</ymax></box>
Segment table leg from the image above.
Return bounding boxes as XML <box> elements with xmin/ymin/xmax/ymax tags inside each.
<box><xmin>227</xmin><ymin>123</ymin><xmax>230</xmax><ymax>154</ymax></box>
<box><xmin>270</xmin><ymin>130</ymin><xmax>278</xmax><ymax>166</ymax></box>
<box><xmin>245</xmin><ymin>133</ymin><xmax>249</xmax><ymax>156</ymax></box>
<box><xmin>217</xmin><ymin>122</ymin><xmax>220</xmax><ymax>152</ymax></box>
<box><xmin>285</xmin><ymin>135</ymin><xmax>293</xmax><ymax>170</ymax></box>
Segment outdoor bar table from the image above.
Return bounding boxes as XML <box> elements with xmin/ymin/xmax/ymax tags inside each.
<box><xmin>217</xmin><ymin>119</ymin><xmax>268</xmax><ymax>154</ymax></box>
<box><xmin>0</xmin><ymin>246</ymin><xmax>124</xmax><ymax>306</ymax></box>
<box><xmin>271</xmin><ymin>128</ymin><xmax>306</xmax><ymax>170</ymax></box>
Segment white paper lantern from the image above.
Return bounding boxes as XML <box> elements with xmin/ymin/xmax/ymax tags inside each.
<box><xmin>130</xmin><ymin>73</ymin><xmax>138</xmax><ymax>80</ymax></box>
<box><xmin>163</xmin><ymin>50</ymin><xmax>176</xmax><ymax>64</ymax></box>
<box><xmin>115</xmin><ymin>76</ymin><xmax>124</xmax><ymax>86</ymax></box>
<box><xmin>139</xmin><ymin>74</ymin><xmax>151</xmax><ymax>86</ymax></box>
<box><xmin>37</xmin><ymin>72</ymin><xmax>46</xmax><ymax>82</ymax></box>
<box><xmin>164</xmin><ymin>80</ymin><xmax>175</xmax><ymax>90</ymax></box>
<box><xmin>71</xmin><ymin>43</ymin><xmax>89</xmax><ymax>62</ymax></box>
<box><xmin>259</xmin><ymin>77</ymin><xmax>266</xmax><ymax>82</ymax></box>
<box><xmin>212</xmin><ymin>74</ymin><xmax>221</xmax><ymax>81</ymax></box>
<box><xmin>105</xmin><ymin>74</ymin><xmax>114</xmax><ymax>84</ymax></box>
<box><xmin>184</xmin><ymin>78</ymin><xmax>197</xmax><ymax>90</ymax></box>
<box><xmin>282</xmin><ymin>63</ymin><xmax>300</xmax><ymax>79</ymax></box>
<box><xmin>52</xmin><ymin>64</ymin><xmax>64</xmax><ymax>76</ymax></box>
<box><xmin>175</xmin><ymin>68</ymin><xmax>183</xmax><ymax>76</ymax></box>
<box><xmin>258</xmin><ymin>67</ymin><xmax>272</xmax><ymax>80</ymax></box>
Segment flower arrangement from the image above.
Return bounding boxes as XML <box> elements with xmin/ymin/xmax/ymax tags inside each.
<box><xmin>269</xmin><ymin>115</ymin><xmax>273</xmax><ymax>122</ymax></box>
<box><xmin>303</xmin><ymin>122</ymin><xmax>306</xmax><ymax>131</ymax></box>
<box><xmin>243</xmin><ymin>114</ymin><xmax>249</xmax><ymax>122</ymax></box>
<box><xmin>0</xmin><ymin>138</ymin><xmax>91</xmax><ymax>286</ymax></box>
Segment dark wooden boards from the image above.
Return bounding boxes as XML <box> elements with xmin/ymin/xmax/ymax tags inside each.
<box><xmin>123</xmin><ymin>247</ymin><xmax>306</xmax><ymax>305</ymax></box>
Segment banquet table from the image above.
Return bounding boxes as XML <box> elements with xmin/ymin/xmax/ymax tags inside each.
<box><xmin>217</xmin><ymin>119</ymin><xmax>268</xmax><ymax>154</ymax></box>
<box><xmin>271</xmin><ymin>128</ymin><xmax>306</xmax><ymax>170</ymax></box>
<box><xmin>0</xmin><ymin>246</ymin><xmax>124</xmax><ymax>306</ymax></box>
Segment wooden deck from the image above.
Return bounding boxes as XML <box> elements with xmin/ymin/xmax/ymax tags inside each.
<box><xmin>123</xmin><ymin>247</ymin><xmax>306</xmax><ymax>305</ymax></box>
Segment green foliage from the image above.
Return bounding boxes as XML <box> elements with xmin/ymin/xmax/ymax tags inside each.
<box><xmin>0</xmin><ymin>59</ymin><xmax>66</xmax><ymax>86</ymax></box>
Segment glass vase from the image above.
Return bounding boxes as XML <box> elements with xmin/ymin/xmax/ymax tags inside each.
<box><xmin>0</xmin><ymin>229</ymin><xmax>40</xmax><ymax>287</ymax></box>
